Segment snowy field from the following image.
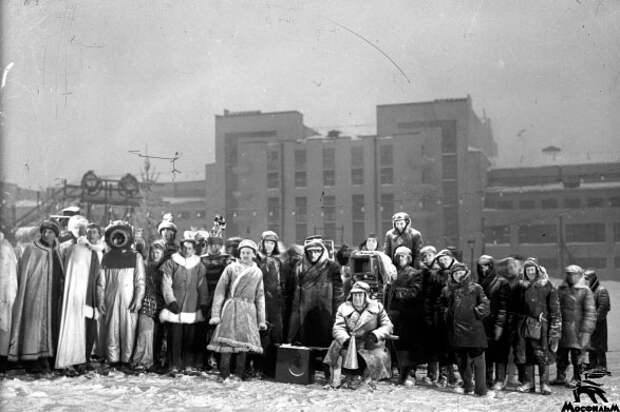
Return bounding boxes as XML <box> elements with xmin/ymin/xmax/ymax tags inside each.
<box><xmin>2</xmin><ymin>280</ymin><xmax>619</xmax><ymax>412</ymax></box>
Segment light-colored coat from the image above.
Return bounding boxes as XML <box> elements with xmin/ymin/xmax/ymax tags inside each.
<box><xmin>207</xmin><ymin>261</ymin><xmax>266</xmax><ymax>353</ymax></box>
<box><xmin>159</xmin><ymin>253</ymin><xmax>208</xmax><ymax>324</ymax></box>
<box><xmin>323</xmin><ymin>299</ymin><xmax>393</xmax><ymax>380</ymax></box>
<box><xmin>0</xmin><ymin>233</ymin><xmax>18</xmax><ymax>356</ymax></box>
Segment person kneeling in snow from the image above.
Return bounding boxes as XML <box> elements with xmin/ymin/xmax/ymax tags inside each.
<box><xmin>323</xmin><ymin>281</ymin><xmax>393</xmax><ymax>390</ymax></box>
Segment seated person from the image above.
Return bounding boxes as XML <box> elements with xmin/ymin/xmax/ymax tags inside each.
<box><xmin>323</xmin><ymin>281</ymin><xmax>394</xmax><ymax>390</ymax></box>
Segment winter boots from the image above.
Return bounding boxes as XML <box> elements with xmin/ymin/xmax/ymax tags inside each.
<box><xmin>517</xmin><ymin>364</ymin><xmax>552</xmax><ymax>395</ymax></box>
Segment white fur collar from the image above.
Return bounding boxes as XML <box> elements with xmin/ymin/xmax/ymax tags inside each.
<box><xmin>171</xmin><ymin>253</ymin><xmax>201</xmax><ymax>269</ymax></box>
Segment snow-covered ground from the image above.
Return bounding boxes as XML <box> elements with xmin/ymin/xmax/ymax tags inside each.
<box><xmin>2</xmin><ymin>281</ymin><xmax>619</xmax><ymax>412</ymax></box>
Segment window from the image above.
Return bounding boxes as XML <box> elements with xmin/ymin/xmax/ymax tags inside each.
<box><xmin>541</xmin><ymin>198</ymin><xmax>558</xmax><ymax>209</ymax></box>
<box><xmin>380</xmin><ymin>144</ymin><xmax>393</xmax><ymax>165</ymax></box>
<box><xmin>324</xmin><ymin>223</ymin><xmax>337</xmax><ymax>241</ymax></box>
<box><xmin>296</xmin><ymin>224</ymin><xmax>307</xmax><ymax>242</ymax></box>
<box><xmin>178</xmin><ymin>211</ymin><xmax>190</xmax><ymax>219</ymax></box>
<box><xmin>323</xmin><ymin>147</ymin><xmax>336</xmax><ymax>170</ymax></box>
<box><xmin>484</xmin><ymin>225</ymin><xmax>510</xmax><ymax>245</ymax></box>
<box><xmin>323</xmin><ymin>170</ymin><xmax>335</xmax><ymax>186</ymax></box>
<box><xmin>352</xmin><ymin>194</ymin><xmax>365</xmax><ymax>246</ymax></box>
<box><xmin>587</xmin><ymin>198</ymin><xmax>604</xmax><ymax>208</ymax></box>
<box><xmin>615</xmin><ymin>223</ymin><xmax>620</xmax><ymax>242</ymax></box>
<box><xmin>566</xmin><ymin>223</ymin><xmax>605</xmax><ymax>243</ymax></box>
<box><xmin>443</xmin><ymin>206</ymin><xmax>458</xmax><ymax>235</ymax></box>
<box><xmin>571</xmin><ymin>257</ymin><xmax>607</xmax><ymax>270</ymax></box>
<box><xmin>519</xmin><ymin>200</ymin><xmax>536</xmax><ymax>209</ymax></box>
<box><xmin>564</xmin><ymin>198</ymin><xmax>581</xmax><ymax>209</ymax></box>
<box><xmin>295</xmin><ymin>149</ymin><xmax>306</xmax><ymax>169</ymax></box>
<box><xmin>267</xmin><ymin>150</ymin><xmax>279</xmax><ymax>171</ymax></box>
<box><xmin>195</xmin><ymin>209</ymin><xmax>206</xmax><ymax>218</ymax></box>
<box><xmin>442</xmin><ymin>154</ymin><xmax>457</xmax><ymax>180</ymax></box>
<box><xmin>380</xmin><ymin>167</ymin><xmax>393</xmax><ymax>185</ymax></box>
<box><xmin>518</xmin><ymin>224</ymin><xmax>557</xmax><ymax>243</ymax></box>
<box><xmin>615</xmin><ymin>256</ymin><xmax>620</xmax><ymax>269</ymax></box>
<box><xmin>381</xmin><ymin>193</ymin><xmax>394</xmax><ymax>231</ymax></box>
<box><xmin>267</xmin><ymin>197</ymin><xmax>280</xmax><ymax>221</ymax></box>
<box><xmin>442</xmin><ymin>129</ymin><xmax>457</xmax><ymax>153</ymax></box>
<box><xmin>295</xmin><ymin>171</ymin><xmax>306</xmax><ymax>188</ymax></box>
<box><xmin>267</xmin><ymin>172</ymin><xmax>279</xmax><ymax>189</ymax></box>
<box><xmin>484</xmin><ymin>197</ymin><xmax>495</xmax><ymax>209</ymax></box>
<box><xmin>610</xmin><ymin>197</ymin><xmax>620</xmax><ymax>207</ymax></box>
<box><xmin>496</xmin><ymin>200</ymin><xmax>514</xmax><ymax>210</ymax></box>
<box><xmin>322</xmin><ymin>195</ymin><xmax>336</xmax><ymax>222</ymax></box>
<box><xmin>352</xmin><ymin>169</ymin><xmax>364</xmax><ymax>185</ymax></box>
<box><xmin>442</xmin><ymin>181</ymin><xmax>458</xmax><ymax>206</ymax></box>
<box><xmin>351</xmin><ymin>146</ymin><xmax>364</xmax><ymax>185</ymax></box>
<box><xmin>295</xmin><ymin>197</ymin><xmax>307</xmax><ymax>222</ymax></box>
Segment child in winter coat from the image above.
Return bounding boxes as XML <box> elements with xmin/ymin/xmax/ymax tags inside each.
<box><xmin>440</xmin><ymin>262</ymin><xmax>490</xmax><ymax>397</ymax></box>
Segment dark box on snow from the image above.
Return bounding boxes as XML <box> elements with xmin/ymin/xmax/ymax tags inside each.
<box><xmin>275</xmin><ymin>345</ymin><xmax>314</xmax><ymax>385</ymax></box>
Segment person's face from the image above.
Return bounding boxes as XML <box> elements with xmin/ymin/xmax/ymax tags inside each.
<box><xmin>307</xmin><ymin>248</ymin><xmax>322</xmax><ymax>263</ymax></box>
<box><xmin>162</xmin><ymin>228</ymin><xmax>176</xmax><ymax>242</ymax></box>
<box><xmin>525</xmin><ymin>266</ymin><xmax>537</xmax><ymax>280</ymax></box>
<box><xmin>263</xmin><ymin>240</ymin><xmax>276</xmax><ymax>255</ymax></box>
<box><xmin>397</xmin><ymin>254</ymin><xmax>409</xmax><ymax>268</ymax></box>
<box><xmin>351</xmin><ymin>292</ymin><xmax>366</xmax><ymax>311</ymax></box>
<box><xmin>86</xmin><ymin>228</ymin><xmax>101</xmax><ymax>244</ymax></box>
<box><xmin>438</xmin><ymin>256</ymin><xmax>452</xmax><ymax>269</ymax></box>
<box><xmin>41</xmin><ymin>229</ymin><xmax>56</xmax><ymax>245</ymax></box>
<box><xmin>207</xmin><ymin>243</ymin><xmax>221</xmax><ymax>255</ymax></box>
<box><xmin>239</xmin><ymin>247</ymin><xmax>255</xmax><ymax>263</ymax></box>
<box><xmin>584</xmin><ymin>272</ymin><xmax>595</xmax><ymax>287</ymax></box>
<box><xmin>366</xmin><ymin>238</ymin><xmax>378</xmax><ymax>251</ymax></box>
<box><xmin>566</xmin><ymin>271</ymin><xmax>580</xmax><ymax>286</ymax></box>
<box><xmin>394</xmin><ymin>220</ymin><xmax>406</xmax><ymax>231</ymax></box>
<box><xmin>151</xmin><ymin>248</ymin><xmax>164</xmax><ymax>263</ymax></box>
<box><xmin>182</xmin><ymin>242</ymin><xmax>195</xmax><ymax>257</ymax></box>
<box><xmin>452</xmin><ymin>270</ymin><xmax>467</xmax><ymax>283</ymax></box>
<box><xmin>422</xmin><ymin>252</ymin><xmax>435</xmax><ymax>266</ymax></box>
<box><xmin>479</xmin><ymin>263</ymin><xmax>490</xmax><ymax>275</ymax></box>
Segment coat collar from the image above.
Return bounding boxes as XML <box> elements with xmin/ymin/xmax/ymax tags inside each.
<box><xmin>171</xmin><ymin>252</ymin><xmax>201</xmax><ymax>269</ymax></box>
<box><xmin>340</xmin><ymin>299</ymin><xmax>382</xmax><ymax>317</ymax></box>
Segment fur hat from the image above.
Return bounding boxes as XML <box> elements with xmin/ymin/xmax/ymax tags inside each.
<box><xmin>40</xmin><ymin>220</ymin><xmax>60</xmax><ymax>237</ymax></box>
<box><xmin>261</xmin><ymin>230</ymin><xmax>279</xmax><ymax>242</ymax></box>
<box><xmin>238</xmin><ymin>239</ymin><xmax>258</xmax><ymax>254</ymax></box>
<box><xmin>450</xmin><ymin>261</ymin><xmax>468</xmax><ymax>275</ymax></box>
<box><xmin>157</xmin><ymin>213</ymin><xmax>177</xmax><ymax>234</ymax></box>
<box><xmin>394</xmin><ymin>246</ymin><xmax>412</xmax><ymax>257</ymax></box>
<box><xmin>420</xmin><ymin>245</ymin><xmax>437</xmax><ymax>256</ymax></box>
<box><xmin>350</xmin><ymin>281</ymin><xmax>371</xmax><ymax>295</ymax></box>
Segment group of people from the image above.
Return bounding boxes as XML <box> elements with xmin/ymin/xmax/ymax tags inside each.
<box><xmin>0</xmin><ymin>210</ymin><xmax>611</xmax><ymax>399</ymax></box>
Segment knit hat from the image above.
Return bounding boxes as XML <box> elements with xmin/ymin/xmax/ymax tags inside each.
<box><xmin>238</xmin><ymin>239</ymin><xmax>259</xmax><ymax>254</ymax></box>
<box><xmin>40</xmin><ymin>220</ymin><xmax>60</xmax><ymax>237</ymax></box>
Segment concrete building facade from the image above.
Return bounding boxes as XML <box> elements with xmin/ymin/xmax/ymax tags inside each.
<box><xmin>213</xmin><ymin>97</ymin><xmax>496</xmax><ymax>255</ymax></box>
<box><xmin>483</xmin><ymin>162</ymin><xmax>620</xmax><ymax>280</ymax></box>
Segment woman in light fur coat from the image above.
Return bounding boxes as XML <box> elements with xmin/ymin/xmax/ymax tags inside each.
<box><xmin>160</xmin><ymin>235</ymin><xmax>209</xmax><ymax>375</ymax></box>
<box><xmin>207</xmin><ymin>239</ymin><xmax>266</xmax><ymax>382</ymax></box>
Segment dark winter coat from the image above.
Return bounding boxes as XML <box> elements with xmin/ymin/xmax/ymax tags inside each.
<box><xmin>479</xmin><ymin>268</ymin><xmax>510</xmax><ymax>339</ymax></box>
<box><xmin>280</xmin><ymin>252</ymin><xmax>303</xmax><ymax>340</ymax></box>
<box><xmin>385</xmin><ymin>266</ymin><xmax>424</xmax><ymax>356</ymax></box>
<box><xmin>424</xmin><ymin>265</ymin><xmax>452</xmax><ymax>354</ymax></box>
<box><xmin>382</xmin><ymin>223</ymin><xmax>423</xmax><ymax>267</ymax></box>
<box><xmin>201</xmin><ymin>253</ymin><xmax>232</xmax><ymax>308</ymax></box>
<box><xmin>287</xmin><ymin>249</ymin><xmax>344</xmax><ymax>347</ymax></box>
<box><xmin>257</xmin><ymin>253</ymin><xmax>284</xmax><ymax>346</ymax></box>
<box><xmin>557</xmin><ymin>278</ymin><xmax>596</xmax><ymax>350</ymax></box>
<box><xmin>515</xmin><ymin>266</ymin><xmax>561</xmax><ymax>365</ymax></box>
<box><xmin>140</xmin><ymin>261</ymin><xmax>165</xmax><ymax>318</ymax></box>
<box><xmin>590</xmin><ymin>275</ymin><xmax>610</xmax><ymax>352</ymax></box>
<box><xmin>440</xmin><ymin>276</ymin><xmax>490</xmax><ymax>349</ymax></box>
<box><xmin>323</xmin><ymin>299</ymin><xmax>393</xmax><ymax>380</ymax></box>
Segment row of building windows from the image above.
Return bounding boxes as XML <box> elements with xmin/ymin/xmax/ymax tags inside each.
<box><xmin>484</xmin><ymin>222</ymin><xmax>620</xmax><ymax>244</ymax></box>
<box><xmin>485</xmin><ymin>196</ymin><xmax>620</xmax><ymax>210</ymax></box>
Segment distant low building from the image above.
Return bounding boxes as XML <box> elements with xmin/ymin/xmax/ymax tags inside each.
<box><xmin>483</xmin><ymin>162</ymin><xmax>620</xmax><ymax>280</ymax></box>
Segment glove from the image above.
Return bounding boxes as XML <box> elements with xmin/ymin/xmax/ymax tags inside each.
<box><xmin>97</xmin><ymin>302</ymin><xmax>106</xmax><ymax>316</ymax></box>
<box><xmin>168</xmin><ymin>301</ymin><xmax>181</xmax><ymax>315</ymax></box>
<box><xmin>128</xmin><ymin>299</ymin><xmax>142</xmax><ymax>313</ymax></box>
<box><xmin>579</xmin><ymin>332</ymin><xmax>591</xmax><ymax>349</ymax></box>
<box><xmin>549</xmin><ymin>337</ymin><xmax>559</xmax><ymax>353</ymax></box>
<box><xmin>494</xmin><ymin>326</ymin><xmax>503</xmax><ymax>341</ymax></box>
<box><xmin>200</xmin><ymin>305</ymin><xmax>209</xmax><ymax>319</ymax></box>
<box><xmin>209</xmin><ymin>317</ymin><xmax>220</xmax><ymax>326</ymax></box>
<box><xmin>366</xmin><ymin>332</ymin><xmax>378</xmax><ymax>345</ymax></box>
<box><xmin>259</xmin><ymin>322</ymin><xmax>268</xmax><ymax>331</ymax></box>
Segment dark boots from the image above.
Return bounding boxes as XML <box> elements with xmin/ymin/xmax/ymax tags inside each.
<box><xmin>492</xmin><ymin>363</ymin><xmax>507</xmax><ymax>390</ymax></box>
<box><xmin>472</xmin><ymin>354</ymin><xmax>487</xmax><ymax>396</ymax></box>
<box><xmin>539</xmin><ymin>364</ymin><xmax>552</xmax><ymax>395</ymax></box>
<box><xmin>517</xmin><ymin>365</ymin><xmax>536</xmax><ymax>393</ymax></box>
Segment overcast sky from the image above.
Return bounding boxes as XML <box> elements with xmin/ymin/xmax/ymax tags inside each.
<box><xmin>2</xmin><ymin>0</ymin><xmax>619</xmax><ymax>189</ymax></box>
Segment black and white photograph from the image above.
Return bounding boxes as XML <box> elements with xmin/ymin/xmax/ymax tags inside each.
<box><xmin>1</xmin><ymin>1</ymin><xmax>619</xmax><ymax>411</ymax></box>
